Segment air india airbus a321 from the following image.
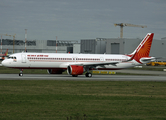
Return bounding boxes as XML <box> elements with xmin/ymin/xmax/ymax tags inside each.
<box><xmin>2</xmin><ymin>33</ymin><xmax>155</xmax><ymax>77</ymax></box>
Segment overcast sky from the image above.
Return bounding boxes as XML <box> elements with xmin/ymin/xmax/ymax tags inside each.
<box><xmin>0</xmin><ymin>0</ymin><xmax>166</xmax><ymax>40</ymax></box>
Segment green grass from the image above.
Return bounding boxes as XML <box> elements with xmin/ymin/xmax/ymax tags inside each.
<box><xmin>130</xmin><ymin>66</ymin><xmax>165</xmax><ymax>71</ymax></box>
<box><xmin>0</xmin><ymin>80</ymin><xmax>166</xmax><ymax>120</ymax></box>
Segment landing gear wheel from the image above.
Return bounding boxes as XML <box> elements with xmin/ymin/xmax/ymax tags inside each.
<box><xmin>19</xmin><ymin>73</ymin><xmax>23</xmax><ymax>76</ymax></box>
<box><xmin>85</xmin><ymin>72</ymin><xmax>92</xmax><ymax>77</ymax></box>
<box><xmin>19</xmin><ymin>69</ymin><xmax>23</xmax><ymax>77</ymax></box>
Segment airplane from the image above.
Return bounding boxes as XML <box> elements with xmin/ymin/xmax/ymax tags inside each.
<box><xmin>0</xmin><ymin>49</ymin><xmax>8</xmax><ymax>60</ymax></box>
<box><xmin>1</xmin><ymin>33</ymin><xmax>155</xmax><ymax>77</ymax></box>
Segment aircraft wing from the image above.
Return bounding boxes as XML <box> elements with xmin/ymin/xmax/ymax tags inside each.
<box><xmin>0</xmin><ymin>55</ymin><xmax>8</xmax><ymax>57</ymax></box>
<box><xmin>0</xmin><ymin>54</ymin><xmax>9</xmax><ymax>57</ymax></box>
<box><xmin>73</xmin><ymin>61</ymin><xmax>120</xmax><ymax>67</ymax></box>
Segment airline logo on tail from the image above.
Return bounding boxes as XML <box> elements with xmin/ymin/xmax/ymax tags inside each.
<box><xmin>128</xmin><ymin>33</ymin><xmax>154</xmax><ymax>63</ymax></box>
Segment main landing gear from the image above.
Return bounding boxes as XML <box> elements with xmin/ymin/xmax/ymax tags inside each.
<box><xmin>19</xmin><ymin>69</ymin><xmax>23</xmax><ymax>76</ymax></box>
<box><xmin>85</xmin><ymin>67</ymin><xmax>92</xmax><ymax>77</ymax></box>
<box><xmin>85</xmin><ymin>72</ymin><xmax>92</xmax><ymax>77</ymax></box>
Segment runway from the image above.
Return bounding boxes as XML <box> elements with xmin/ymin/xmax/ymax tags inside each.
<box><xmin>0</xmin><ymin>74</ymin><xmax>166</xmax><ymax>81</ymax></box>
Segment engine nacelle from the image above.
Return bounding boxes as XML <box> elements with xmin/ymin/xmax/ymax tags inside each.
<box><xmin>67</xmin><ymin>65</ymin><xmax>84</xmax><ymax>75</ymax></box>
<box><xmin>47</xmin><ymin>69</ymin><xmax>65</xmax><ymax>74</ymax></box>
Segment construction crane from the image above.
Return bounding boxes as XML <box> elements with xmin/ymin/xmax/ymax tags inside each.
<box><xmin>114</xmin><ymin>23</ymin><xmax>147</xmax><ymax>38</ymax></box>
<box><xmin>13</xmin><ymin>34</ymin><xmax>16</xmax><ymax>53</ymax></box>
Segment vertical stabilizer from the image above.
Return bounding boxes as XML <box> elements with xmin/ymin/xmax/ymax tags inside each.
<box><xmin>129</xmin><ymin>33</ymin><xmax>154</xmax><ymax>63</ymax></box>
<box><xmin>5</xmin><ymin>49</ymin><xmax>8</xmax><ymax>56</ymax></box>
<box><xmin>2</xmin><ymin>49</ymin><xmax>8</xmax><ymax>60</ymax></box>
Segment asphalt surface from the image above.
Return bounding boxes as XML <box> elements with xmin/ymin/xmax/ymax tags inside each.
<box><xmin>0</xmin><ymin>72</ymin><xmax>166</xmax><ymax>81</ymax></box>
<box><xmin>1</xmin><ymin>67</ymin><xmax>166</xmax><ymax>81</ymax></box>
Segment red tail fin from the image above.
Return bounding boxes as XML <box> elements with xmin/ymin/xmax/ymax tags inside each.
<box><xmin>2</xmin><ymin>49</ymin><xmax>8</xmax><ymax>60</ymax></box>
<box><xmin>5</xmin><ymin>49</ymin><xmax>8</xmax><ymax>56</ymax></box>
<box><xmin>130</xmin><ymin>33</ymin><xmax>154</xmax><ymax>63</ymax></box>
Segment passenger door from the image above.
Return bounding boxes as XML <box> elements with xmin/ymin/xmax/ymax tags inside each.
<box><xmin>21</xmin><ymin>54</ymin><xmax>26</xmax><ymax>63</ymax></box>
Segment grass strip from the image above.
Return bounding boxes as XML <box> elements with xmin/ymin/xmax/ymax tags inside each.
<box><xmin>0</xmin><ymin>80</ymin><xmax>166</xmax><ymax>120</ymax></box>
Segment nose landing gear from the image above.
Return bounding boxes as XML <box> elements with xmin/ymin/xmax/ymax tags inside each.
<box><xmin>19</xmin><ymin>69</ymin><xmax>23</xmax><ymax>76</ymax></box>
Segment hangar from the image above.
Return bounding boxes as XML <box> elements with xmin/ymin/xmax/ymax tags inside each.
<box><xmin>81</xmin><ymin>37</ymin><xmax>166</xmax><ymax>61</ymax></box>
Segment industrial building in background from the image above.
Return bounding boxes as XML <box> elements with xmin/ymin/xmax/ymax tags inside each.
<box><xmin>81</xmin><ymin>38</ymin><xmax>106</xmax><ymax>54</ymax></box>
<box><xmin>81</xmin><ymin>37</ymin><xmax>166</xmax><ymax>61</ymax></box>
<box><xmin>1</xmin><ymin>39</ymin><xmax>79</xmax><ymax>54</ymax></box>
<box><xmin>1</xmin><ymin>35</ymin><xmax>166</xmax><ymax>61</ymax></box>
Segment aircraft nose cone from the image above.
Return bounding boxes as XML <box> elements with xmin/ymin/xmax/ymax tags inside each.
<box><xmin>1</xmin><ymin>60</ymin><xmax>5</xmax><ymax>66</ymax></box>
<box><xmin>1</xmin><ymin>60</ymin><xmax>7</xmax><ymax>66</ymax></box>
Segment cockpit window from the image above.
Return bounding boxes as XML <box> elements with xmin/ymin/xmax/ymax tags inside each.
<box><xmin>8</xmin><ymin>56</ymin><xmax>17</xmax><ymax>62</ymax></box>
<box><xmin>8</xmin><ymin>56</ymin><xmax>16</xmax><ymax>59</ymax></box>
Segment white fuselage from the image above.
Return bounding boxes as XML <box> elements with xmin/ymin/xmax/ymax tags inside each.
<box><xmin>2</xmin><ymin>52</ymin><xmax>140</xmax><ymax>70</ymax></box>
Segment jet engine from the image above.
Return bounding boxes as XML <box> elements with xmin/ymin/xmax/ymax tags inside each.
<box><xmin>47</xmin><ymin>69</ymin><xmax>65</xmax><ymax>74</ymax></box>
<box><xmin>67</xmin><ymin>65</ymin><xmax>84</xmax><ymax>75</ymax></box>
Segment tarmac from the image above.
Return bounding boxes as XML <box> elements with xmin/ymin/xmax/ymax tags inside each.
<box><xmin>1</xmin><ymin>66</ymin><xmax>166</xmax><ymax>81</ymax></box>
<box><xmin>0</xmin><ymin>69</ymin><xmax>166</xmax><ymax>81</ymax></box>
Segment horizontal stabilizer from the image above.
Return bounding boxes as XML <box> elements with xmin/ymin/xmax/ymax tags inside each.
<box><xmin>140</xmin><ymin>57</ymin><xmax>156</xmax><ymax>63</ymax></box>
